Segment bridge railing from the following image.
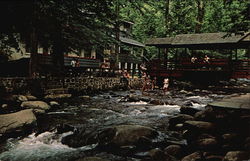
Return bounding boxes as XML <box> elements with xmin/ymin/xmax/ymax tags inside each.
<box><xmin>147</xmin><ymin>59</ymin><xmax>250</xmax><ymax>78</ymax></box>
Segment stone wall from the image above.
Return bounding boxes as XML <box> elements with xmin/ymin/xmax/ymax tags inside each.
<box><xmin>0</xmin><ymin>77</ymin><xmax>143</xmax><ymax>95</ymax></box>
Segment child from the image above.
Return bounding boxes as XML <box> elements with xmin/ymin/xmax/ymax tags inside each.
<box><xmin>163</xmin><ymin>78</ymin><xmax>169</xmax><ymax>95</ymax></box>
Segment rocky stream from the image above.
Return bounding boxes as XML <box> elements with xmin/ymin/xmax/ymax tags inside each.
<box><xmin>0</xmin><ymin>79</ymin><xmax>249</xmax><ymax>161</ymax></box>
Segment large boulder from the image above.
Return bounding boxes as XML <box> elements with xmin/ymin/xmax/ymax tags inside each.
<box><xmin>62</xmin><ymin>124</ymin><xmax>159</xmax><ymax>148</ymax></box>
<box><xmin>184</xmin><ymin>121</ymin><xmax>215</xmax><ymax>131</ymax></box>
<box><xmin>0</xmin><ymin>109</ymin><xmax>36</xmax><ymax>135</ymax></box>
<box><xmin>98</xmin><ymin>125</ymin><xmax>158</xmax><ymax>147</ymax></box>
<box><xmin>21</xmin><ymin>101</ymin><xmax>50</xmax><ymax>112</ymax></box>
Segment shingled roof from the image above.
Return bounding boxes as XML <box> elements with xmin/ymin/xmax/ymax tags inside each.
<box><xmin>120</xmin><ymin>37</ymin><xmax>145</xmax><ymax>47</ymax></box>
<box><xmin>146</xmin><ymin>32</ymin><xmax>250</xmax><ymax>49</ymax></box>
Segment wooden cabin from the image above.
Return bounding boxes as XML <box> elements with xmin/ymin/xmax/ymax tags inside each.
<box><xmin>145</xmin><ymin>32</ymin><xmax>250</xmax><ymax>82</ymax></box>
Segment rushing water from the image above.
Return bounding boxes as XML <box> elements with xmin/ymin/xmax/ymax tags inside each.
<box><xmin>0</xmin><ymin>89</ymin><xmax>227</xmax><ymax>161</ymax></box>
<box><xmin>0</xmin><ymin>131</ymin><xmax>77</xmax><ymax>161</ymax></box>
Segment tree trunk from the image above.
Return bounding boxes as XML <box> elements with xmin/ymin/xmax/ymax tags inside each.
<box><xmin>195</xmin><ymin>0</ymin><xmax>205</xmax><ymax>33</ymax></box>
<box><xmin>29</xmin><ymin>27</ymin><xmax>38</xmax><ymax>78</ymax></box>
<box><xmin>29</xmin><ymin>0</ymin><xmax>38</xmax><ymax>78</ymax></box>
<box><xmin>114</xmin><ymin>0</ymin><xmax>120</xmax><ymax>71</ymax></box>
<box><xmin>51</xmin><ymin>25</ymin><xmax>64</xmax><ymax>76</ymax></box>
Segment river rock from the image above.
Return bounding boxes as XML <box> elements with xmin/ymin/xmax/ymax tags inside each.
<box><xmin>223</xmin><ymin>151</ymin><xmax>250</xmax><ymax>161</ymax></box>
<box><xmin>127</xmin><ymin>94</ymin><xmax>140</xmax><ymax>102</ymax></box>
<box><xmin>181</xmin><ymin>152</ymin><xmax>202</xmax><ymax>161</ymax></box>
<box><xmin>25</xmin><ymin>95</ymin><xmax>37</xmax><ymax>101</ymax></box>
<box><xmin>180</xmin><ymin>106</ymin><xmax>200</xmax><ymax>116</ymax></box>
<box><xmin>1</xmin><ymin>104</ymin><xmax>8</xmax><ymax>109</ymax></box>
<box><xmin>169</xmin><ymin>114</ymin><xmax>194</xmax><ymax>129</ymax></box>
<box><xmin>21</xmin><ymin>101</ymin><xmax>50</xmax><ymax>111</ymax></box>
<box><xmin>148</xmin><ymin>148</ymin><xmax>177</xmax><ymax>161</ymax></box>
<box><xmin>76</xmin><ymin>157</ymin><xmax>110</xmax><ymax>161</ymax></box>
<box><xmin>17</xmin><ymin>95</ymin><xmax>28</xmax><ymax>102</ymax></box>
<box><xmin>196</xmin><ymin>137</ymin><xmax>218</xmax><ymax>150</ymax></box>
<box><xmin>98</xmin><ymin>125</ymin><xmax>158</xmax><ymax>147</ymax></box>
<box><xmin>194</xmin><ymin>107</ymin><xmax>214</xmax><ymax>121</ymax></box>
<box><xmin>164</xmin><ymin>145</ymin><xmax>182</xmax><ymax>157</ymax></box>
<box><xmin>184</xmin><ymin>121</ymin><xmax>215</xmax><ymax>131</ymax></box>
<box><xmin>44</xmin><ymin>94</ymin><xmax>72</xmax><ymax>99</ymax></box>
<box><xmin>205</xmin><ymin>155</ymin><xmax>224</xmax><ymax>161</ymax></box>
<box><xmin>79</xmin><ymin>95</ymin><xmax>91</xmax><ymax>100</ymax></box>
<box><xmin>149</xmin><ymin>99</ymin><xmax>164</xmax><ymax>105</ymax></box>
<box><xmin>0</xmin><ymin>109</ymin><xmax>36</xmax><ymax>135</ymax></box>
<box><xmin>49</xmin><ymin>101</ymin><xmax>60</xmax><ymax>107</ymax></box>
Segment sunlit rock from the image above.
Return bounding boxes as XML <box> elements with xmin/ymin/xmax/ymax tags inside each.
<box><xmin>0</xmin><ymin>109</ymin><xmax>36</xmax><ymax>135</ymax></box>
<box><xmin>25</xmin><ymin>95</ymin><xmax>37</xmax><ymax>101</ymax></box>
<box><xmin>223</xmin><ymin>151</ymin><xmax>250</xmax><ymax>161</ymax></box>
<box><xmin>44</xmin><ymin>94</ymin><xmax>72</xmax><ymax>99</ymax></box>
<box><xmin>21</xmin><ymin>101</ymin><xmax>50</xmax><ymax>111</ymax></box>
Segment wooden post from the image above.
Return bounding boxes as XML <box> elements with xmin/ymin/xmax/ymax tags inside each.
<box><xmin>158</xmin><ymin>48</ymin><xmax>161</xmax><ymax>60</ymax></box>
<box><xmin>235</xmin><ymin>49</ymin><xmax>238</xmax><ymax>61</ymax></box>
<box><xmin>164</xmin><ymin>48</ymin><xmax>168</xmax><ymax>69</ymax></box>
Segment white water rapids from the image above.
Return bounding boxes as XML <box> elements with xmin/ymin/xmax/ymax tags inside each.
<box><xmin>0</xmin><ymin>131</ymin><xmax>78</xmax><ymax>161</ymax></box>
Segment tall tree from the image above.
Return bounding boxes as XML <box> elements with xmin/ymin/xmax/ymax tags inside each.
<box><xmin>0</xmin><ymin>0</ymin><xmax>116</xmax><ymax>76</ymax></box>
<box><xmin>195</xmin><ymin>0</ymin><xmax>206</xmax><ymax>33</ymax></box>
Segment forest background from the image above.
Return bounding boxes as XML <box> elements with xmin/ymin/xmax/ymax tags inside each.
<box><xmin>0</xmin><ymin>0</ymin><xmax>249</xmax><ymax>64</ymax></box>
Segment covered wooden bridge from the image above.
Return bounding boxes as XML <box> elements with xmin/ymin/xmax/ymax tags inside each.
<box><xmin>145</xmin><ymin>32</ymin><xmax>250</xmax><ymax>82</ymax></box>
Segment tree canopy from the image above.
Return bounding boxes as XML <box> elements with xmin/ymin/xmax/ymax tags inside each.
<box><xmin>0</xmin><ymin>0</ymin><xmax>249</xmax><ymax>60</ymax></box>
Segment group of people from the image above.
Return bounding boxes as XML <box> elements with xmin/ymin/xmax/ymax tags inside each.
<box><xmin>191</xmin><ymin>55</ymin><xmax>211</xmax><ymax>69</ymax></box>
<box><xmin>140</xmin><ymin>62</ymin><xmax>170</xmax><ymax>95</ymax></box>
<box><xmin>191</xmin><ymin>55</ymin><xmax>210</xmax><ymax>64</ymax></box>
<box><xmin>141</xmin><ymin>72</ymin><xmax>169</xmax><ymax>95</ymax></box>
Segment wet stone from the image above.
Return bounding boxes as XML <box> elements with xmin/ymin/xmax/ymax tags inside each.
<box><xmin>164</xmin><ymin>145</ymin><xmax>182</xmax><ymax>158</ymax></box>
<box><xmin>181</xmin><ymin>152</ymin><xmax>202</xmax><ymax>161</ymax></box>
<box><xmin>180</xmin><ymin>106</ymin><xmax>200</xmax><ymax>116</ymax></box>
<box><xmin>184</xmin><ymin>121</ymin><xmax>215</xmax><ymax>131</ymax></box>
<box><xmin>223</xmin><ymin>151</ymin><xmax>250</xmax><ymax>161</ymax></box>
<box><xmin>169</xmin><ymin>114</ymin><xmax>194</xmax><ymax>129</ymax></box>
<box><xmin>205</xmin><ymin>155</ymin><xmax>224</xmax><ymax>161</ymax></box>
<box><xmin>148</xmin><ymin>148</ymin><xmax>177</xmax><ymax>161</ymax></box>
<box><xmin>196</xmin><ymin>137</ymin><xmax>218</xmax><ymax>150</ymax></box>
<box><xmin>149</xmin><ymin>99</ymin><xmax>164</xmax><ymax>105</ymax></box>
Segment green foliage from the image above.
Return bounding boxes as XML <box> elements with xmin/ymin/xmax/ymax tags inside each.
<box><xmin>0</xmin><ymin>0</ymin><xmax>116</xmax><ymax>55</ymax></box>
<box><xmin>119</xmin><ymin>0</ymin><xmax>250</xmax><ymax>59</ymax></box>
<box><xmin>0</xmin><ymin>0</ymin><xmax>249</xmax><ymax>60</ymax></box>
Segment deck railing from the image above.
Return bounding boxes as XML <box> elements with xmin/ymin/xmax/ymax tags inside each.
<box><xmin>147</xmin><ymin>59</ymin><xmax>250</xmax><ymax>78</ymax></box>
